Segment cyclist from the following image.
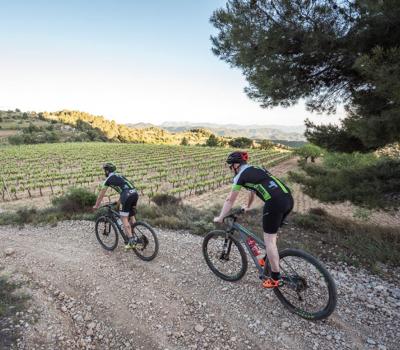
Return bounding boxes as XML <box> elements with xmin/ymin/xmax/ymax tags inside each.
<box><xmin>93</xmin><ymin>162</ymin><xmax>139</xmax><ymax>249</ymax></box>
<box><xmin>214</xmin><ymin>151</ymin><xmax>294</xmax><ymax>288</ymax></box>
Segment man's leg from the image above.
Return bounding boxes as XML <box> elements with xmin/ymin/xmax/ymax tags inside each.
<box><xmin>264</xmin><ymin>233</ymin><xmax>280</xmax><ymax>274</ymax></box>
<box><xmin>121</xmin><ymin>215</ymin><xmax>133</xmax><ymax>239</ymax></box>
<box><xmin>262</xmin><ymin>203</ymin><xmax>284</xmax><ymax>288</ymax></box>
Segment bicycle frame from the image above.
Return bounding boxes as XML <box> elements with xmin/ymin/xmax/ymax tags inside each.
<box><xmin>100</xmin><ymin>204</ymin><xmax>129</xmax><ymax>243</ymax></box>
<box><xmin>229</xmin><ymin>220</ymin><xmax>268</xmax><ymax>278</ymax></box>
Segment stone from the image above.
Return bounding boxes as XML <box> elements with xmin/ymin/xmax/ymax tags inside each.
<box><xmin>281</xmin><ymin>322</ymin><xmax>290</xmax><ymax>329</ymax></box>
<box><xmin>195</xmin><ymin>325</ymin><xmax>205</xmax><ymax>333</ymax></box>
<box><xmin>61</xmin><ymin>306</ymin><xmax>68</xmax><ymax>313</ymax></box>
<box><xmin>5</xmin><ymin>248</ymin><xmax>15</xmax><ymax>257</ymax></box>
<box><xmin>87</xmin><ymin>322</ymin><xmax>96</xmax><ymax>329</ymax></box>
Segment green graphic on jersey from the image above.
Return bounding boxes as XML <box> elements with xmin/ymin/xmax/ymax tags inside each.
<box><xmin>244</xmin><ymin>183</ymin><xmax>272</xmax><ymax>201</ymax></box>
<box><xmin>269</xmin><ymin>175</ymin><xmax>289</xmax><ymax>193</ymax></box>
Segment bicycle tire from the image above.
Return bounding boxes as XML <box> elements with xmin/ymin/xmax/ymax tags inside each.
<box><xmin>202</xmin><ymin>230</ymin><xmax>248</xmax><ymax>282</ymax></box>
<box><xmin>95</xmin><ymin>216</ymin><xmax>119</xmax><ymax>251</ymax></box>
<box><xmin>131</xmin><ymin>221</ymin><xmax>159</xmax><ymax>261</ymax></box>
<box><xmin>274</xmin><ymin>248</ymin><xmax>337</xmax><ymax>320</ymax></box>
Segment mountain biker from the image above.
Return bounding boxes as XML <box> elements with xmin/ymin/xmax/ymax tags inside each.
<box><xmin>93</xmin><ymin>162</ymin><xmax>139</xmax><ymax>249</ymax></box>
<box><xmin>214</xmin><ymin>151</ymin><xmax>294</xmax><ymax>288</ymax></box>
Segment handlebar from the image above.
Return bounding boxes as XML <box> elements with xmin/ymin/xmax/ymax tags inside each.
<box><xmin>223</xmin><ymin>208</ymin><xmax>245</xmax><ymax>224</ymax></box>
<box><xmin>97</xmin><ymin>201</ymin><xmax>119</xmax><ymax>210</ymax></box>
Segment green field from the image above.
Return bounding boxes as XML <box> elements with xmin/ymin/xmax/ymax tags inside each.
<box><xmin>1</xmin><ymin>142</ymin><xmax>292</xmax><ymax>201</ymax></box>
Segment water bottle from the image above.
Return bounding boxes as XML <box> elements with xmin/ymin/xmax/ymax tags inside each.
<box><xmin>116</xmin><ymin>217</ymin><xmax>124</xmax><ymax>230</ymax></box>
<box><xmin>246</xmin><ymin>237</ymin><xmax>260</xmax><ymax>257</ymax></box>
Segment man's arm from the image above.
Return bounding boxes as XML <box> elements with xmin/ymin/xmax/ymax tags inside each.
<box><xmin>93</xmin><ymin>188</ymin><xmax>107</xmax><ymax>209</ymax></box>
<box><xmin>243</xmin><ymin>191</ymin><xmax>255</xmax><ymax>211</ymax></box>
<box><xmin>214</xmin><ymin>190</ymin><xmax>240</xmax><ymax>223</ymax></box>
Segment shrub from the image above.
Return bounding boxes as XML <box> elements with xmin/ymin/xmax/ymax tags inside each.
<box><xmin>151</xmin><ymin>194</ymin><xmax>182</xmax><ymax>207</ymax></box>
<box><xmin>229</xmin><ymin>137</ymin><xmax>253</xmax><ymax>148</ymax></box>
<box><xmin>290</xmin><ymin>154</ymin><xmax>400</xmax><ymax>209</ymax></box>
<box><xmin>293</xmin><ymin>210</ymin><xmax>400</xmax><ymax>268</ymax></box>
<box><xmin>294</xmin><ymin>144</ymin><xmax>323</xmax><ymax>163</ymax></box>
<box><xmin>152</xmin><ymin>216</ymin><xmax>184</xmax><ymax>229</ymax></box>
<box><xmin>52</xmin><ymin>187</ymin><xmax>96</xmax><ymax>213</ymax></box>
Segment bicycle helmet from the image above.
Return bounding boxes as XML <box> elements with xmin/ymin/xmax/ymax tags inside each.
<box><xmin>226</xmin><ymin>151</ymin><xmax>249</xmax><ymax>165</ymax></box>
<box><xmin>103</xmin><ymin>162</ymin><xmax>116</xmax><ymax>173</ymax></box>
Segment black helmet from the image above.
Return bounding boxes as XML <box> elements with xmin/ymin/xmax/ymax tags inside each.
<box><xmin>103</xmin><ymin>162</ymin><xmax>116</xmax><ymax>173</ymax></box>
<box><xmin>226</xmin><ymin>151</ymin><xmax>249</xmax><ymax>165</ymax></box>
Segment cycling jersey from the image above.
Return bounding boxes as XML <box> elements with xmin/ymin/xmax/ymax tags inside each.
<box><xmin>232</xmin><ymin>165</ymin><xmax>290</xmax><ymax>202</ymax></box>
<box><xmin>232</xmin><ymin>165</ymin><xmax>293</xmax><ymax>233</ymax></box>
<box><xmin>102</xmin><ymin>173</ymin><xmax>138</xmax><ymax>217</ymax></box>
<box><xmin>102</xmin><ymin>173</ymin><xmax>135</xmax><ymax>193</ymax></box>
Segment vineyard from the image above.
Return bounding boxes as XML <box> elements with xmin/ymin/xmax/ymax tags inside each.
<box><xmin>1</xmin><ymin>143</ymin><xmax>292</xmax><ymax>202</ymax></box>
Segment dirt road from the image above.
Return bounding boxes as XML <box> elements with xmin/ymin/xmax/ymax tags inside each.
<box><xmin>1</xmin><ymin>221</ymin><xmax>399</xmax><ymax>349</ymax></box>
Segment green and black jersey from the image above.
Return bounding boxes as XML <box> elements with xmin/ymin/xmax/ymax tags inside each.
<box><xmin>232</xmin><ymin>165</ymin><xmax>290</xmax><ymax>202</ymax></box>
<box><xmin>102</xmin><ymin>173</ymin><xmax>135</xmax><ymax>194</ymax></box>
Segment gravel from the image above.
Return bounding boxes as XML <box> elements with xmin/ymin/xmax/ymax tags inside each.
<box><xmin>1</xmin><ymin>220</ymin><xmax>399</xmax><ymax>350</ymax></box>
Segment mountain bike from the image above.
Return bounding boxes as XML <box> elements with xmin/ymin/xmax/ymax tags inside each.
<box><xmin>95</xmin><ymin>202</ymin><xmax>159</xmax><ymax>261</ymax></box>
<box><xmin>202</xmin><ymin>208</ymin><xmax>337</xmax><ymax>320</ymax></box>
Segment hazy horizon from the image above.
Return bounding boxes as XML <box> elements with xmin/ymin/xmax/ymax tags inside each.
<box><xmin>0</xmin><ymin>1</ymin><xmax>344</xmax><ymax>127</ymax></box>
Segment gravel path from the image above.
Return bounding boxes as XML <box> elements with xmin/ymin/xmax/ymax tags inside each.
<box><xmin>1</xmin><ymin>221</ymin><xmax>399</xmax><ymax>350</ymax></box>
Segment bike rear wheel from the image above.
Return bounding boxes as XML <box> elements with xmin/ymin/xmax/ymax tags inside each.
<box><xmin>274</xmin><ymin>248</ymin><xmax>337</xmax><ymax>320</ymax></box>
<box><xmin>131</xmin><ymin>221</ymin><xmax>159</xmax><ymax>261</ymax></box>
<box><xmin>95</xmin><ymin>216</ymin><xmax>119</xmax><ymax>251</ymax></box>
<box><xmin>202</xmin><ymin>230</ymin><xmax>248</xmax><ymax>281</ymax></box>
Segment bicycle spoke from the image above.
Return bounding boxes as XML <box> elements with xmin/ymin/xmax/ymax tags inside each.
<box><xmin>278</xmin><ymin>255</ymin><xmax>331</xmax><ymax>315</ymax></box>
<box><xmin>204</xmin><ymin>232</ymin><xmax>247</xmax><ymax>281</ymax></box>
<box><xmin>131</xmin><ymin>222</ymin><xmax>158</xmax><ymax>261</ymax></box>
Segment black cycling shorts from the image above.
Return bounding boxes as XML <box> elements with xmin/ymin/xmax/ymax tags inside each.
<box><xmin>262</xmin><ymin>194</ymin><xmax>294</xmax><ymax>234</ymax></box>
<box><xmin>120</xmin><ymin>189</ymin><xmax>139</xmax><ymax>217</ymax></box>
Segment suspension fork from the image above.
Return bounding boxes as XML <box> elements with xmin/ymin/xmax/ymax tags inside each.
<box><xmin>220</xmin><ymin>231</ymin><xmax>234</xmax><ymax>260</ymax></box>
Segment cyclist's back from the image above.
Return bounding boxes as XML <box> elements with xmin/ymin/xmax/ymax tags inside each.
<box><xmin>232</xmin><ymin>165</ymin><xmax>291</xmax><ymax>203</ymax></box>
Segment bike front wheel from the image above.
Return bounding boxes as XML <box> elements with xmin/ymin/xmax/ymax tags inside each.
<box><xmin>95</xmin><ymin>216</ymin><xmax>119</xmax><ymax>251</ymax></box>
<box><xmin>202</xmin><ymin>230</ymin><xmax>248</xmax><ymax>281</ymax></box>
<box><xmin>131</xmin><ymin>221</ymin><xmax>159</xmax><ymax>261</ymax></box>
<box><xmin>274</xmin><ymin>248</ymin><xmax>337</xmax><ymax>320</ymax></box>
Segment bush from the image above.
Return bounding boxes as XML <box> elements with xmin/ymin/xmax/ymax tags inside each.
<box><xmin>8</xmin><ymin>135</ymin><xmax>24</xmax><ymax>145</ymax></box>
<box><xmin>290</xmin><ymin>153</ymin><xmax>400</xmax><ymax>209</ymax></box>
<box><xmin>206</xmin><ymin>134</ymin><xmax>219</xmax><ymax>147</ymax></box>
<box><xmin>152</xmin><ymin>216</ymin><xmax>184</xmax><ymax>229</ymax></box>
<box><xmin>259</xmin><ymin>139</ymin><xmax>274</xmax><ymax>150</ymax></box>
<box><xmin>294</xmin><ymin>144</ymin><xmax>323</xmax><ymax>162</ymax></box>
<box><xmin>293</xmin><ymin>209</ymin><xmax>400</xmax><ymax>268</ymax></box>
<box><xmin>180</xmin><ymin>137</ymin><xmax>189</xmax><ymax>146</ymax></box>
<box><xmin>229</xmin><ymin>137</ymin><xmax>253</xmax><ymax>148</ymax></box>
<box><xmin>151</xmin><ymin>194</ymin><xmax>182</xmax><ymax>207</ymax></box>
<box><xmin>52</xmin><ymin>187</ymin><xmax>96</xmax><ymax>213</ymax></box>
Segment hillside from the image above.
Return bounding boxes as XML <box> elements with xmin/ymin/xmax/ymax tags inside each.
<box><xmin>127</xmin><ymin>121</ymin><xmax>306</xmax><ymax>141</ymax></box>
<box><xmin>0</xmin><ymin>110</ymin><xmax>218</xmax><ymax>146</ymax></box>
<box><xmin>0</xmin><ymin>110</ymin><xmax>108</xmax><ymax>145</ymax></box>
<box><xmin>1</xmin><ymin>110</ymin><xmax>299</xmax><ymax>148</ymax></box>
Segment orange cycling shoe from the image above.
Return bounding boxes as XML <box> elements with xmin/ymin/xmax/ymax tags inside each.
<box><xmin>262</xmin><ymin>278</ymin><xmax>284</xmax><ymax>289</ymax></box>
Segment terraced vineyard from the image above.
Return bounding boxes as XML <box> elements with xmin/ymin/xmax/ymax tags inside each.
<box><xmin>1</xmin><ymin>142</ymin><xmax>292</xmax><ymax>202</ymax></box>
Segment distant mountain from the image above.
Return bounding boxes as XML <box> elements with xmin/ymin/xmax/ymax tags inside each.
<box><xmin>127</xmin><ymin>122</ymin><xmax>305</xmax><ymax>141</ymax></box>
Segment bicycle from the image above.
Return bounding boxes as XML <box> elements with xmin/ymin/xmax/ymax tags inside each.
<box><xmin>202</xmin><ymin>208</ymin><xmax>337</xmax><ymax>320</ymax></box>
<box><xmin>94</xmin><ymin>202</ymin><xmax>159</xmax><ymax>261</ymax></box>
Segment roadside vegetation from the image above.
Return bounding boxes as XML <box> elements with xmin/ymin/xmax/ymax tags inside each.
<box><xmin>1</xmin><ymin>189</ymin><xmax>398</xmax><ymax>274</ymax></box>
<box><xmin>211</xmin><ymin>0</ymin><xmax>400</xmax><ymax>211</ymax></box>
<box><xmin>290</xmin><ymin>151</ymin><xmax>400</xmax><ymax>209</ymax></box>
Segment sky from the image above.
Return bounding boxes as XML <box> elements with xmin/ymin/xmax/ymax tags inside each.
<box><xmin>0</xmin><ymin>0</ymin><xmax>344</xmax><ymax>127</ymax></box>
